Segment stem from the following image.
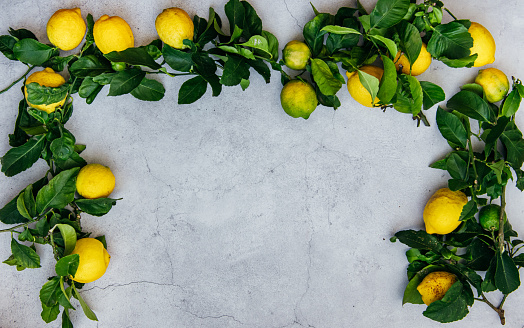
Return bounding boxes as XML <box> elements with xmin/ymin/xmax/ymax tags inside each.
<box><xmin>497</xmin><ymin>187</ymin><xmax>507</xmax><ymax>253</ymax></box>
<box><xmin>148</xmin><ymin>70</ymin><xmax>193</xmax><ymax>77</ymax></box>
<box><xmin>0</xmin><ymin>65</ymin><xmax>35</xmax><ymax>94</ymax></box>
<box><xmin>0</xmin><ymin>222</ymin><xmax>32</xmax><ymax>233</ymax></box>
<box><xmin>444</xmin><ymin>8</ymin><xmax>458</xmax><ymax>21</ymax></box>
<box><xmin>479</xmin><ymin>293</ymin><xmax>506</xmax><ymax>325</ymax></box>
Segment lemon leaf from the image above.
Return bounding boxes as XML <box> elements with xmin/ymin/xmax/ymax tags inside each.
<box><xmin>220</xmin><ymin>55</ymin><xmax>250</xmax><ymax>86</ymax></box>
<box><xmin>178</xmin><ymin>76</ymin><xmax>207</xmax><ymax>104</ymax></box>
<box><xmin>423</xmin><ymin>281</ymin><xmax>469</xmax><ymax>323</ymax></box>
<box><xmin>73</xmin><ymin>286</ymin><xmax>98</xmax><ymax>321</ymax></box>
<box><xmin>447</xmin><ymin>90</ymin><xmax>495</xmax><ymax>123</ymax></box>
<box><xmin>130</xmin><ymin>78</ymin><xmax>165</xmax><ymax>102</ymax></box>
<box><xmin>501</xmin><ymin>89</ymin><xmax>522</xmax><ymax>118</ymax></box>
<box><xmin>436</xmin><ymin>107</ymin><xmax>467</xmax><ymax>148</ymax></box>
<box><xmin>0</xmin><ymin>35</ymin><xmax>17</xmax><ymax>60</ymax></box>
<box><xmin>427</xmin><ymin>22</ymin><xmax>472</xmax><ymax>59</ymax></box>
<box><xmin>439</xmin><ymin>55</ymin><xmax>477</xmax><ymax>68</ymax></box>
<box><xmin>75</xmin><ymin>198</ymin><xmax>118</xmax><ymax>217</ymax></box>
<box><xmin>358</xmin><ymin>69</ymin><xmax>380</xmax><ymax>104</ymax></box>
<box><xmin>224</xmin><ymin>0</ymin><xmax>245</xmax><ymax>35</ymax></box>
<box><xmin>1</xmin><ymin>134</ymin><xmax>46</xmax><ymax>177</ymax></box>
<box><xmin>55</xmin><ymin>224</ymin><xmax>77</xmax><ymax>256</ymax></box>
<box><xmin>500</xmin><ymin>122</ymin><xmax>524</xmax><ymax>170</ymax></box>
<box><xmin>377</xmin><ymin>55</ymin><xmax>397</xmax><ymax>104</ymax></box>
<box><xmin>107</xmin><ymin>69</ymin><xmax>146</xmax><ymax>97</ymax></box>
<box><xmin>495</xmin><ymin>251</ymin><xmax>521</xmax><ymax>294</ymax></box>
<box><xmin>35</xmin><ymin>167</ymin><xmax>79</xmax><ymax>215</ymax></box>
<box><xmin>11</xmin><ymin>237</ymin><xmax>41</xmax><ymax>269</ymax></box>
<box><xmin>40</xmin><ymin>302</ymin><xmax>60</xmax><ymax>323</ymax></box>
<box><xmin>69</xmin><ymin>55</ymin><xmax>112</xmax><ymax>78</ymax></box>
<box><xmin>395</xmin><ymin>230</ymin><xmax>443</xmax><ymax>252</ymax></box>
<box><xmin>55</xmin><ymin>254</ymin><xmax>80</xmax><ymax>277</ymax></box>
<box><xmin>104</xmin><ymin>47</ymin><xmax>161</xmax><ymax>70</ymax></box>
<box><xmin>163</xmin><ymin>45</ymin><xmax>193</xmax><ymax>72</ymax></box>
<box><xmin>241</xmin><ymin>1</ymin><xmax>262</xmax><ymax>40</ymax></box>
<box><xmin>393</xmin><ymin>74</ymin><xmax>423</xmax><ymax>115</ymax></box>
<box><xmin>369</xmin><ymin>0</ymin><xmax>409</xmax><ymax>30</ymax></box>
<box><xmin>261</xmin><ymin>31</ymin><xmax>279</xmax><ymax>61</ymax></box>
<box><xmin>396</xmin><ymin>21</ymin><xmax>422</xmax><ymax>66</ymax></box>
<box><xmin>13</xmin><ymin>38</ymin><xmax>56</xmax><ymax>65</ymax></box>
<box><xmin>321</xmin><ymin>25</ymin><xmax>361</xmax><ymax>35</ymax></box>
<box><xmin>303</xmin><ymin>13</ymin><xmax>332</xmax><ymax>57</ymax></box>
<box><xmin>311</xmin><ymin>58</ymin><xmax>342</xmax><ymax>96</ymax></box>
<box><xmin>0</xmin><ymin>195</ymin><xmax>29</xmax><ymax>224</ymax></box>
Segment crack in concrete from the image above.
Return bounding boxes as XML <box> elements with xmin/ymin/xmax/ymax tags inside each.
<box><xmin>83</xmin><ymin>280</ymin><xmax>188</xmax><ymax>292</ymax></box>
<box><xmin>283</xmin><ymin>0</ymin><xmax>303</xmax><ymax>30</ymax></box>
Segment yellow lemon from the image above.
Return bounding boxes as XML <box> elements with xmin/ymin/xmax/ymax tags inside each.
<box><xmin>155</xmin><ymin>8</ymin><xmax>194</xmax><ymax>49</ymax></box>
<box><xmin>474</xmin><ymin>67</ymin><xmax>509</xmax><ymax>103</ymax></box>
<box><xmin>423</xmin><ymin>188</ymin><xmax>468</xmax><ymax>235</ymax></box>
<box><xmin>71</xmin><ymin>238</ymin><xmax>111</xmax><ymax>284</ymax></box>
<box><xmin>46</xmin><ymin>8</ymin><xmax>86</xmax><ymax>51</ymax></box>
<box><xmin>280</xmin><ymin>80</ymin><xmax>318</xmax><ymax>119</ymax></box>
<box><xmin>93</xmin><ymin>15</ymin><xmax>134</xmax><ymax>54</ymax></box>
<box><xmin>417</xmin><ymin>271</ymin><xmax>458</xmax><ymax>306</ymax></box>
<box><xmin>282</xmin><ymin>40</ymin><xmax>311</xmax><ymax>70</ymax></box>
<box><xmin>24</xmin><ymin>68</ymin><xmax>66</xmax><ymax>114</ymax></box>
<box><xmin>394</xmin><ymin>43</ymin><xmax>432</xmax><ymax>76</ymax></box>
<box><xmin>76</xmin><ymin>164</ymin><xmax>116</xmax><ymax>199</ymax></box>
<box><xmin>468</xmin><ymin>22</ymin><xmax>495</xmax><ymax>68</ymax></box>
<box><xmin>346</xmin><ymin>65</ymin><xmax>383</xmax><ymax>107</ymax></box>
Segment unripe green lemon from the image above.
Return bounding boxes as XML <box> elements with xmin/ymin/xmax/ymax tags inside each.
<box><xmin>282</xmin><ymin>40</ymin><xmax>311</xmax><ymax>70</ymax></box>
<box><xmin>280</xmin><ymin>80</ymin><xmax>318</xmax><ymax>119</ymax></box>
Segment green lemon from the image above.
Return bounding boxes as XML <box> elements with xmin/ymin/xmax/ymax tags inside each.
<box><xmin>282</xmin><ymin>40</ymin><xmax>311</xmax><ymax>70</ymax></box>
<box><xmin>479</xmin><ymin>204</ymin><xmax>505</xmax><ymax>231</ymax></box>
<box><xmin>280</xmin><ymin>80</ymin><xmax>318</xmax><ymax>119</ymax></box>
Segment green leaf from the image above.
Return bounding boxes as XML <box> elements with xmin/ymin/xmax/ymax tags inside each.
<box><xmin>311</xmin><ymin>58</ymin><xmax>342</xmax><ymax>96</ymax></box>
<box><xmin>325</xmin><ymin>18</ymin><xmax>360</xmax><ymax>54</ymax></box>
<box><xmin>220</xmin><ymin>55</ymin><xmax>250</xmax><ymax>86</ymax></box>
<box><xmin>95</xmin><ymin>235</ymin><xmax>107</xmax><ymax>249</ymax></box>
<box><xmin>420</xmin><ymin>82</ymin><xmax>445</xmax><ymax>111</ymax></box>
<box><xmin>192</xmin><ymin>52</ymin><xmax>217</xmax><ymax>78</ymax></box>
<box><xmin>73</xmin><ymin>286</ymin><xmax>98</xmax><ymax>321</ymax></box>
<box><xmin>239</xmin><ymin>35</ymin><xmax>271</xmax><ymax>57</ymax></box>
<box><xmin>130</xmin><ymin>78</ymin><xmax>165</xmax><ymax>101</ymax></box>
<box><xmin>321</xmin><ymin>25</ymin><xmax>361</xmax><ymax>35</ymax></box>
<box><xmin>465</xmin><ymin>237</ymin><xmax>495</xmax><ymax>271</ymax></box>
<box><xmin>377</xmin><ymin>56</ymin><xmax>397</xmax><ymax>104</ymax></box>
<box><xmin>500</xmin><ymin>123</ymin><xmax>524</xmax><ymax>170</ymax></box>
<box><xmin>459</xmin><ymin>200</ymin><xmax>477</xmax><ymax>221</ymax></box>
<box><xmin>35</xmin><ymin>167</ymin><xmax>80</xmax><ymax>214</ymax></box>
<box><xmin>62</xmin><ymin>309</ymin><xmax>74</xmax><ymax>328</ymax></box>
<box><xmin>248</xmin><ymin>58</ymin><xmax>270</xmax><ymax>83</ymax></box>
<box><xmin>436</xmin><ymin>107</ymin><xmax>467</xmax><ymax>148</ymax></box>
<box><xmin>69</xmin><ymin>55</ymin><xmax>112</xmax><ymax>78</ymax></box>
<box><xmin>484</xmin><ymin>116</ymin><xmax>510</xmax><ymax>144</ymax></box>
<box><xmin>13</xmin><ymin>39</ymin><xmax>56</xmax><ymax>65</ymax></box>
<box><xmin>446</xmin><ymin>152</ymin><xmax>468</xmax><ymax>180</ymax></box>
<box><xmin>447</xmin><ymin>90</ymin><xmax>495</xmax><ymax>123</ymax></box>
<box><xmin>41</xmin><ymin>303</ymin><xmax>60</xmax><ymax>323</ymax></box>
<box><xmin>427</xmin><ymin>21</ymin><xmax>473</xmax><ymax>59</ymax></box>
<box><xmin>261</xmin><ymin>31</ymin><xmax>279</xmax><ymax>60</ymax></box>
<box><xmin>17</xmin><ymin>185</ymin><xmax>36</xmax><ymax>220</ymax></box>
<box><xmin>55</xmin><ymin>224</ymin><xmax>77</xmax><ymax>256</ymax></box>
<box><xmin>393</xmin><ymin>74</ymin><xmax>423</xmax><ymax>115</ymax></box>
<box><xmin>162</xmin><ymin>45</ymin><xmax>193</xmax><ymax>72</ymax></box>
<box><xmin>403</xmin><ymin>264</ymin><xmax>445</xmax><ymax>304</ymax></box>
<box><xmin>423</xmin><ymin>281</ymin><xmax>469</xmax><ymax>323</ymax></box>
<box><xmin>396</xmin><ymin>21</ymin><xmax>422</xmax><ymax>67</ymax></box>
<box><xmin>439</xmin><ymin>55</ymin><xmax>477</xmax><ymax>68</ymax></box>
<box><xmin>369</xmin><ymin>0</ymin><xmax>410</xmax><ymax>30</ymax></box>
<box><xmin>55</xmin><ymin>254</ymin><xmax>80</xmax><ymax>277</ymax></box>
<box><xmin>75</xmin><ymin>198</ymin><xmax>118</xmax><ymax>217</ymax></box>
<box><xmin>501</xmin><ymin>88</ymin><xmax>521</xmax><ymax>117</ymax></box>
<box><xmin>513</xmin><ymin>253</ymin><xmax>524</xmax><ymax>267</ymax></box>
<box><xmin>178</xmin><ymin>76</ymin><xmax>208</xmax><ymax>104</ymax></box>
<box><xmin>369</xmin><ymin>35</ymin><xmax>397</xmax><ymax>58</ymax></box>
<box><xmin>104</xmin><ymin>47</ymin><xmax>161</xmax><ymax>70</ymax></box>
<box><xmin>108</xmin><ymin>68</ymin><xmax>146</xmax><ymax>97</ymax></box>
<box><xmin>50</xmin><ymin>135</ymin><xmax>75</xmax><ymax>161</ymax></box>
<box><xmin>224</xmin><ymin>0</ymin><xmax>245</xmax><ymax>35</ymax></box>
<box><xmin>358</xmin><ymin>70</ymin><xmax>380</xmax><ymax>106</ymax></box>
<box><xmin>495</xmin><ymin>251</ymin><xmax>521</xmax><ymax>294</ymax></box>
<box><xmin>303</xmin><ymin>13</ymin><xmax>332</xmax><ymax>57</ymax></box>
<box><xmin>0</xmin><ymin>195</ymin><xmax>29</xmax><ymax>224</ymax></box>
<box><xmin>240</xmin><ymin>78</ymin><xmax>250</xmax><ymax>90</ymax></box>
<box><xmin>40</xmin><ymin>276</ymin><xmax>61</xmax><ymax>307</ymax></box>
<box><xmin>1</xmin><ymin>135</ymin><xmax>46</xmax><ymax>177</ymax></box>
<box><xmin>194</xmin><ymin>10</ymin><xmax>219</xmax><ymax>47</ymax></box>
<box><xmin>92</xmin><ymin>73</ymin><xmax>115</xmax><ymax>85</ymax></box>
<box><xmin>241</xmin><ymin>1</ymin><xmax>262</xmax><ymax>40</ymax></box>
<box><xmin>78</xmin><ymin>77</ymin><xmax>103</xmax><ymax>102</ymax></box>
<box><xmin>394</xmin><ymin>230</ymin><xmax>443</xmax><ymax>252</ymax></box>
<box><xmin>11</xmin><ymin>238</ymin><xmax>40</xmax><ymax>268</ymax></box>
<box><xmin>0</xmin><ymin>34</ymin><xmax>17</xmax><ymax>60</ymax></box>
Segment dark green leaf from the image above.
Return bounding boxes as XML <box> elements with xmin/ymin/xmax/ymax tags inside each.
<box><xmin>464</xmin><ymin>237</ymin><xmax>495</xmax><ymax>271</ymax></box>
<box><xmin>55</xmin><ymin>254</ymin><xmax>80</xmax><ymax>277</ymax></box>
<box><xmin>130</xmin><ymin>78</ymin><xmax>165</xmax><ymax>101</ymax></box>
<box><xmin>8</xmin><ymin>28</ymin><xmax>37</xmax><ymax>41</ymax></box>
<box><xmin>423</xmin><ymin>281</ymin><xmax>469</xmax><ymax>323</ymax></box>
<box><xmin>501</xmin><ymin>89</ymin><xmax>521</xmax><ymax>117</ymax></box>
<box><xmin>430</xmin><ymin>158</ymin><xmax>447</xmax><ymax>170</ymax></box>
<box><xmin>41</xmin><ymin>303</ymin><xmax>60</xmax><ymax>323</ymax></box>
<box><xmin>394</xmin><ymin>230</ymin><xmax>443</xmax><ymax>252</ymax></box>
<box><xmin>393</xmin><ymin>74</ymin><xmax>423</xmax><ymax>115</ymax></box>
<box><xmin>261</xmin><ymin>31</ymin><xmax>279</xmax><ymax>60</ymax></box>
<box><xmin>108</xmin><ymin>69</ymin><xmax>146</xmax><ymax>96</ymax></box>
<box><xmin>303</xmin><ymin>13</ymin><xmax>332</xmax><ymax>57</ymax></box>
<box><xmin>436</xmin><ymin>107</ymin><xmax>467</xmax><ymax>148</ymax></box>
<box><xmin>95</xmin><ymin>235</ymin><xmax>107</xmax><ymax>249</ymax></box>
<box><xmin>62</xmin><ymin>309</ymin><xmax>74</xmax><ymax>328</ymax></box>
<box><xmin>73</xmin><ymin>287</ymin><xmax>98</xmax><ymax>321</ymax></box>
<box><xmin>1</xmin><ymin>135</ymin><xmax>46</xmax><ymax>177</ymax></box>
<box><xmin>0</xmin><ymin>35</ymin><xmax>17</xmax><ymax>60</ymax></box>
<box><xmin>50</xmin><ymin>135</ymin><xmax>75</xmax><ymax>161</ymax></box>
<box><xmin>201</xmin><ymin>74</ymin><xmax>222</xmax><ymax>97</ymax></box>
<box><xmin>484</xmin><ymin>116</ymin><xmax>510</xmax><ymax>144</ymax></box>
<box><xmin>220</xmin><ymin>55</ymin><xmax>250</xmax><ymax>86</ymax></box>
<box><xmin>162</xmin><ymin>45</ymin><xmax>193</xmax><ymax>72</ymax></box>
<box><xmin>358</xmin><ymin>70</ymin><xmax>380</xmax><ymax>106</ymax></box>
<box><xmin>446</xmin><ymin>152</ymin><xmax>468</xmax><ymax>180</ymax></box>
<box><xmin>495</xmin><ymin>251</ymin><xmax>520</xmax><ymax>294</ymax></box>
<box><xmin>0</xmin><ymin>195</ymin><xmax>28</xmax><ymax>224</ymax></box>
<box><xmin>396</xmin><ymin>21</ymin><xmax>422</xmax><ymax>66</ymax></box>
<box><xmin>43</xmin><ymin>55</ymin><xmax>75</xmax><ymax>72</ymax></box>
<box><xmin>55</xmin><ymin>224</ymin><xmax>77</xmax><ymax>256</ymax></box>
<box><xmin>500</xmin><ymin>123</ymin><xmax>524</xmax><ymax>170</ymax></box>
<box><xmin>55</xmin><ymin>151</ymin><xmax>87</xmax><ymax>171</ymax></box>
<box><xmin>315</xmin><ymin>86</ymin><xmax>341</xmax><ymax>109</ymax></box>
<box><xmin>40</xmin><ymin>276</ymin><xmax>61</xmax><ymax>307</ymax></box>
<box><xmin>513</xmin><ymin>253</ymin><xmax>524</xmax><ymax>267</ymax></box>
<box><xmin>447</xmin><ymin>90</ymin><xmax>495</xmax><ymax>123</ymax></box>
<box><xmin>69</xmin><ymin>55</ymin><xmax>112</xmax><ymax>78</ymax></box>
<box><xmin>17</xmin><ymin>185</ymin><xmax>36</xmax><ymax>220</ymax></box>
<box><xmin>9</xmin><ymin>99</ymin><xmax>31</xmax><ymax>147</ymax></box>
<box><xmin>104</xmin><ymin>47</ymin><xmax>161</xmax><ymax>70</ymax></box>
<box><xmin>192</xmin><ymin>52</ymin><xmax>217</xmax><ymax>78</ymax></box>
<box><xmin>459</xmin><ymin>200</ymin><xmax>477</xmax><ymax>221</ymax></box>
<box><xmin>178</xmin><ymin>76</ymin><xmax>207</xmax><ymax>104</ymax></box>
<box><xmin>369</xmin><ymin>0</ymin><xmax>410</xmax><ymax>29</ymax></box>
<box><xmin>420</xmin><ymin>82</ymin><xmax>445</xmax><ymax>111</ymax></box>
<box><xmin>377</xmin><ymin>55</ymin><xmax>397</xmax><ymax>104</ymax></box>
<box><xmin>241</xmin><ymin>1</ymin><xmax>262</xmax><ymax>40</ymax></box>
<box><xmin>11</xmin><ymin>238</ymin><xmax>40</xmax><ymax>268</ymax></box>
<box><xmin>13</xmin><ymin>39</ymin><xmax>55</xmax><ymax>65</ymax></box>
<box><xmin>75</xmin><ymin>198</ymin><xmax>118</xmax><ymax>217</ymax></box>
<box><xmin>311</xmin><ymin>58</ymin><xmax>342</xmax><ymax>96</ymax></box>
<box><xmin>403</xmin><ymin>264</ymin><xmax>445</xmax><ymax>305</ymax></box>
<box><xmin>369</xmin><ymin>35</ymin><xmax>397</xmax><ymax>58</ymax></box>
<box><xmin>427</xmin><ymin>21</ymin><xmax>473</xmax><ymax>59</ymax></box>
<box><xmin>439</xmin><ymin>55</ymin><xmax>477</xmax><ymax>68</ymax></box>
<box><xmin>224</xmin><ymin>0</ymin><xmax>245</xmax><ymax>35</ymax></box>
<box><xmin>248</xmin><ymin>58</ymin><xmax>270</xmax><ymax>83</ymax></box>
<box><xmin>35</xmin><ymin>167</ymin><xmax>80</xmax><ymax>214</ymax></box>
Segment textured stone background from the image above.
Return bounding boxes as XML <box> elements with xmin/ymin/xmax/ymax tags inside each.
<box><xmin>0</xmin><ymin>0</ymin><xmax>523</xmax><ymax>327</ymax></box>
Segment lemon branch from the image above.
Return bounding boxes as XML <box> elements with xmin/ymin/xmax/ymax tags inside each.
<box><xmin>477</xmin><ymin>293</ymin><xmax>506</xmax><ymax>325</ymax></box>
<box><xmin>497</xmin><ymin>187</ymin><xmax>507</xmax><ymax>253</ymax></box>
<box><xmin>0</xmin><ymin>65</ymin><xmax>35</xmax><ymax>94</ymax></box>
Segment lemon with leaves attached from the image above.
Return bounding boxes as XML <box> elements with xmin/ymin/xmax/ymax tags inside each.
<box><xmin>24</xmin><ymin>68</ymin><xmax>66</xmax><ymax>114</ymax></box>
<box><xmin>155</xmin><ymin>8</ymin><xmax>194</xmax><ymax>49</ymax></box>
<box><xmin>423</xmin><ymin>188</ymin><xmax>468</xmax><ymax>235</ymax></box>
<box><xmin>394</xmin><ymin>43</ymin><xmax>432</xmax><ymax>76</ymax></box>
<box><xmin>283</xmin><ymin>40</ymin><xmax>311</xmax><ymax>70</ymax></box>
<box><xmin>475</xmin><ymin>68</ymin><xmax>509</xmax><ymax>103</ymax></box>
<box><xmin>417</xmin><ymin>271</ymin><xmax>458</xmax><ymax>305</ymax></box>
<box><xmin>468</xmin><ymin>22</ymin><xmax>496</xmax><ymax>67</ymax></box>
<box><xmin>76</xmin><ymin>164</ymin><xmax>116</xmax><ymax>199</ymax></box>
<box><xmin>346</xmin><ymin>65</ymin><xmax>383</xmax><ymax>107</ymax></box>
<box><xmin>280</xmin><ymin>80</ymin><xmax>318</xmax><ymax>119</ymax></box>
<box><xmin>93</xmin><ymin>15</ymin><xmax>134</xmax><ymax>54</ymax></box>
<box><xmin>46</xmin><ymin>8</ymin><xmax>86</xmax><ymax>51</ymax></box>
<box><xmin>479</xmin><ymin>204</ymin><xmax>505</xmax><ymax>231</ymax></box>
<box><xmin>71</xmin><ymin>238</ymin><xmax>111</xmax><ymax>284</ymax></box>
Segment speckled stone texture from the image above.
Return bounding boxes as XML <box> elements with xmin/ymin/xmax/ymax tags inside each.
<box><xmin>0</xmin><ymin>1</ymin><xmax>524</xmax><ymax>327</ymax></box>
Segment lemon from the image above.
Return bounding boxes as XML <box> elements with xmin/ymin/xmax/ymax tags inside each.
<box><xmin>417</xmin><ymin>271</ymin><xmax>458</xmax><ymax>306</ymax></box>
<box><xmin>280</xmin><ymin>80</ymin><xmax>318</xmax><ymax>119</ymax></box>
<box><xmin>479</xmin><ymin>204</ymin><xmax>505</xmax><ymax>231</ymax></box>
<box><xmin>282</xmin><ymin>40</ymin><xmax>311</xmax><ymax>70</ymax></box>
<box><xmin>71</xmin><ymin>238</ymin><xmax>110</xmax><ymax>284</ymax></box>
<box><xmin>394</xmin><ymin>43</ymin><xmax>432</xmax><ymax>76</ymax></box>
<box><xmin>346</xmin><ymin>65</ymin><xmax>383</xmax><ymax>107</ymax></box>
<box><xmin>76</xmin><ymin>164</ymin><xmax>116</xmax><ymax>199</ymax></box>
<box><xmin>474</xmin><ymin>68</ymin><xmax>509</xmax><ymax>103</ymax></box>
<box><xmin>46</xmin><ymin>8</ymin><xmax>86</xmax><ymax>51</ymax></box>
<box><xmin>423</xmin><ymin>188</ymin><xmax>468</xmax><ymax>235</ymax></box>
<box><xmin>93</xmin><ymin>15</ymin><xmax>134</xmax><ymax>54</ymax></box>
<box><xmin>24</xmin><ymin>68</ymin><xmax>66</xmax><ymax>114</ymax></box>
<box><xmin>468</xmin><ymin>22</ymin><xmax>495</xmax><ymax>68</ymax></box>
<box><xmin>155</xmin><ymin>8</ymin><xmax>194</xmax><ymax>49</ymax></box>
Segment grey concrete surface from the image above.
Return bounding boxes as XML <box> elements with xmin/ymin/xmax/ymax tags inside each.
<box><xmin>0</xmin><ymin>0</ymin><xmax>524</xmax><ymax>327</ymax></box>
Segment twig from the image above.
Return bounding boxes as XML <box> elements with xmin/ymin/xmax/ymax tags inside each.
<box><xmin>0</xmin><ymin>65</ymin><xmax>35</xmax><ymax>94</ymax></box>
